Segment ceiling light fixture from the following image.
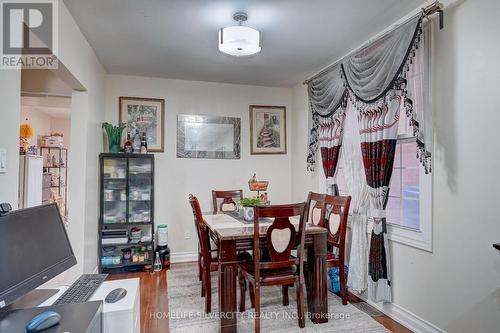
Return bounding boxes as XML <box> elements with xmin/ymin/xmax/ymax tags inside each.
<box><xmin>218</xmin><ymin>12</ymin><xmax>261</xmax><ymax>57</ymax></box>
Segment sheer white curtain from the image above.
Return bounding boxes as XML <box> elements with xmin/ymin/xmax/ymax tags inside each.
<box><xmin>406</xmin><ymin>18</ymin><xmax>433</xmax><ymax>173</ymax></box>
<box><xmin>340</xmin><ymin>100</ymin><xmax>370</xmax><ymax>293</ymax></box>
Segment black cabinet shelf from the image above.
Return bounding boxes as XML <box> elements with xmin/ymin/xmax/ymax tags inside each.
<box><xmin>98</xmin><ymin>153</ymin><xmax>155</xmax><ymax>274</ymax></box>
<box><xmin>101</xmin><ymin>260</ymin><xmax>153</xmax><ymax>269</ymax></box>
<box><xmin>101</xmin><ymin>241</ymin><xmax>153</xmax><ymax>247</ymax></box>
<box><xmin>103</xmin><ymin>221</ymin><xmax>152</xmax><ymax>226</ymax></box>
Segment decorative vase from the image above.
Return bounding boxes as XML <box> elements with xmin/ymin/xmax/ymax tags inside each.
<box><xmin>102</xmin><ymin>122</ymin><xmax>126</xmax><ymax>153</ymax></box>
<box><xmin>242</xmin><ymin>206</ymin><xmax>254</xmax><ymax>222</ymax></box>
<box><xmin>109</xmin><ymin>142</ymin><xmax>120</xmax><ymax>153</ymax></box>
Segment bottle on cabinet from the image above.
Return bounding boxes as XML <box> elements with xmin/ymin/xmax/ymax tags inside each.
<box><xmin>140</xmin><ymin>132</ymin><xmax>148</xmax><ymax>153</ymax></box>
<box><xmin>124</xmin><ymin>134</ymin><xmax>133</xmax><ymax>153</ymax></box>
<box><xmin>132</xmin><ymin>132</ymin><xmax>141</xmax><ymax>153</ymax></box>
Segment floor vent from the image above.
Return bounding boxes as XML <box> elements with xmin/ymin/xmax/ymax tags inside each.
<box><xmin>352</xmin><ymin>301</ymin><xmax>384</xmax><ymax>317</ymax></box>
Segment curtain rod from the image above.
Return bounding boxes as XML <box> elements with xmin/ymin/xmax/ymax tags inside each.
<box><xmin>302</xmin><ymin>1</ymin><xmax>443</xmax><ymax>85</ymax></box>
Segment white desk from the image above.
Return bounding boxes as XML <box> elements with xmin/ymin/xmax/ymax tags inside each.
<box><xmin>39</xmin><ymin>278</ymin><xmax>140</xmax><ymax>333</ymax></box>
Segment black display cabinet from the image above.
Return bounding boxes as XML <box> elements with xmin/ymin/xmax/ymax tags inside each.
<box><xmin>98</xmin><ymin>153</ymin><xmax>155</xmax><ymax>273</ymax></box>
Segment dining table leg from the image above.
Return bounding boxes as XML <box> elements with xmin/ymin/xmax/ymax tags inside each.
<box><xmin>306</xmin><ymin>232</ymin><xmax>328</xmax><ymax>324</ymax></box>
<box><xmin>218</xmin><ymin>239</ymin><xmax>238</xmax><ymax>333</ymax></box>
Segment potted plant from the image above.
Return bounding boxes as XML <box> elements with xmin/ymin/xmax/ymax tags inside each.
<box><xmin>239</xmin><ymin>197</ymin><xmax>263</xmax><ymax>222</ymax></box>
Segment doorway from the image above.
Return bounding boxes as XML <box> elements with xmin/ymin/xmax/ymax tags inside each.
<box><xmin>18</xmin><ymin>69</ymin><xmax>72</xmax><ymax>222</ymax></box>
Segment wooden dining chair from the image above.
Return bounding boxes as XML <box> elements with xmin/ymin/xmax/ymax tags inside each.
<box><xmin>195</xmin><ymin>189</ymin><xmax>244</xmax><ymax>281</ymax></box>
<box><xmin>211</xmin><ymin>189</ymin><xmax>243</xmax><ymax>213</ymax></box>
<box><xmin>238</xmin><ymin>203</ymin><xmax>308</xmax><ymax>333</ymax></box>
<box><xmin>188</xmin><ymin>194</ymin><xmax>218</xmax><ymax>313</ymax></box>
<box><xmin>306</xmin><ymin>191</ymin><xmax>351</xmax><ymax>305</ymax></box>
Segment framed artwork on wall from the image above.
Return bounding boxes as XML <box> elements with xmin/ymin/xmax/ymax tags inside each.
<box><xmin>119</xmin><ymin>97</ymin><xmax>165</xmax><ymax>152</ymax></box>
<box><xmin>249</xmin><ymin>105</ymin><xmax>287</xmax><ymax>155</ymax></box>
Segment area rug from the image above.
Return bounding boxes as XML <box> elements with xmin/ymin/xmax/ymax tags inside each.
<box><xmin>167</xmin><ymin>264</ymin><xmax>388</xmax><ymax>332</ymax></box>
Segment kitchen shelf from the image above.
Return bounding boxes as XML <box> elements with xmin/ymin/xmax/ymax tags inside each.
<box><xmin>41</xmin><ymin>146</ymin><xmax>68</xmax><ymax>217</ymax></box>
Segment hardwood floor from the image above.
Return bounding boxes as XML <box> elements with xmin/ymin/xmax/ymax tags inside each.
<box><xmin>108</xmin><ymin>263</ymin><xmax>412</xmax><ymax>333</ymax></box>
<box><xmin>346</xmin><ymin>293</ymin><xmax>413</xmax><ymax>333</ymax></box>
<box><xmin>107</xmin><ymin>268</ymin><xmax>169</xmax><ymax>333</ymax></box>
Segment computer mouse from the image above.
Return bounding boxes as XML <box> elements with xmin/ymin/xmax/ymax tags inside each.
<box><xmin>25</xmin><ymin>311</ymin><xmax>61</xmax><ymax>332</ymax></box>
<box><xmin>105</xmin><ymin>287</ymin><xmax>127</xmax><ymax>303</ymax></box>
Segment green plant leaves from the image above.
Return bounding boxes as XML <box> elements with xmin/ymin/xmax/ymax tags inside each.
<box><xmin>240</xmin><ymin>197</ymin><xmax>263</xmax><ymax>207</ymax></box>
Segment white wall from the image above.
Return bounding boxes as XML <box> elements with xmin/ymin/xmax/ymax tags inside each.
<box><xmin>290</xmin><ymin>81</ymin><xmax>319</xmax><ymax>202</ymax></box>
<box><xmin>291</xmin><ymin>0</ymin><xmax>500</xmax><ymax>331</ymax></box>
<box><xmin>50</xmin><ymin>118</ymin><xmax>71</xmax><ymax>149</ymax></box>
<box><xmin>0</xmin><ymin>1</ymin><xmax>105</xmax><ymax>284</ymax></box>
<box><xmin>20</xmin><ymin>105</ymin><xmax>71</xmax><ymax>148</ymax></box>
<box><xmin>0</xmin><ymin>71</ymin><xmax>21</xmax><ymax>208</ymax></box>
<box><xmin>56</xmin><ymin>1</ymin><xmax>106</xmax><ymax>277</ymax></box>
<box><xmin>105</xmin><ymin>75</ymin><xmax>292</xmax><ymax>255</ymax></box>
<box><xmin>21</xmin><ymin>69</ymin><xmax>73</xmax><ymax>96</ymax></box>
<box><xmin>20</xmin><ymin>106</ymin><xmax>52</xmax><ymax>148</ymax></box>
<box><xmin>389</xmin><ymin>0</ymin><xmax>500</xmax><ymax>331</ymax></box>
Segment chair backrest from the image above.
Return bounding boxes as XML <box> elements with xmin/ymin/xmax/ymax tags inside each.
<box><xmin>306</xmin><ymin>192</ymin><xmax>327</xmax><ymax>226</ymax></box>
<box><xmin>211</xmin><ymin>189</ymin><xmax>243</xmax><ymax>213</ymax></box>
<box><xmin>323</xmin><ymin>194</ymin><xmax>351</xmax><ymax>249</ymax></box>
<box><xmin>252</xmin><ymin>203</ymin><xmax>308</xmax><ymax>280</ymax></box>
<box><xmin>189</xmin><ymin>194</ymin><xmax>212</xmax><ymax>263</ymax></box>
<box><xmin>306</xmin><ymin>191</ymin><xmax>351</xmax><ymax>250</ymax></box>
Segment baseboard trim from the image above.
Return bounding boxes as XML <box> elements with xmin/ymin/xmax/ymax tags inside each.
<box><xmin>353</xmin><ymin>292</ymin><xmax>445</xmax><ymax>333</ymax></box>
<box><xmin>171</xmin><ymin>251</ymin><xmax>198</xmax><ymax>263</ymax></box>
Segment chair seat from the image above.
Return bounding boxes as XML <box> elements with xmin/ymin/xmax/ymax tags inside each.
<box><xmin>198</xmin><ymin>247</ymin><xmax>218</xmax><ymax>254</ymax></box>
<box><xmin>327</xmin><ymin>252</ymin><xmax>339</xmax><ymax>261</ymax></box>
<box><xmin>202</xmin><ymin>250</ymin><xmax>251</xmax><ymax>268</ymax></box>
<box><xmin>201</xmin><ymin>253</ymin><xmax>219</xmax><ymax>272</ymax></box>
<box><xmin>239</xmin><ymin>261</ymin><xmax>297</xmax><ymax>285</ymax></box>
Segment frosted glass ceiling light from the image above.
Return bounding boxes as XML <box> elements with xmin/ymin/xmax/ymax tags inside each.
<box><xmin>218</xmin><ymin>12</ymin><xmax>261</xmax><ymax>57</ymax></box>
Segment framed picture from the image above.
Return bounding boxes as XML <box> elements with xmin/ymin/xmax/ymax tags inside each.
<box><xmin>119</xmin><ymin>97</ymin><xmax>165</xmax><ymax>152</ymax></box>
<box><xmin>249</xmin><ymin>105</ymin><xmax>287</xmax><ymax>154</ymax></box>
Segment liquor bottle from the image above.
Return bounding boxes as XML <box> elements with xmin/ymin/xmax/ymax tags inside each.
<box><xmin>133</xmin><ymin>132</ymin><xmax>141</xmax><ymax>153</ymax></box>
<box><xmin>140</xmin><ymin>132</ymin><xmax>148</xmax><ymax>153</ymax></box>
<box><xmin>124</xmin><ymin>134</ymin><xmax>133</xmax><ymax>153</ymax></box>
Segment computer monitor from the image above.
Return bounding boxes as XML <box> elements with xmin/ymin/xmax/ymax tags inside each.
<box><xmin>0</xmin><ymin>204</ymin><xmax>76</xmax><ymax>309</ymax></box>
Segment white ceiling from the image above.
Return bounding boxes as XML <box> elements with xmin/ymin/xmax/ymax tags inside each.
<box><xmin>64</xmin><ymin>0</ymin><xmax>426</xmax><ymax>87</ymax></box>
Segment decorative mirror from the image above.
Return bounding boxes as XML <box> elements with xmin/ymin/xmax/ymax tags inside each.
<box><xmin>177</xmin><ymin>114</ymin><xmax>241</xmax><ymax>159</ymax></box>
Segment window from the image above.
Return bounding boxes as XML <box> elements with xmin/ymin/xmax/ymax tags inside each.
<box><xmin>334</xmin><ymin>110</ymin><xmax>432</xmax><ymax>252</ymax></box>
<box><xmin>386</xmin><ymin>111</ymin><xmax>421</xmax><ymax>230</ymax></box>
<box><xmin>384</xmin><ymin>110</ymin><xmax>432</xmax><ymax>251</ymax></box>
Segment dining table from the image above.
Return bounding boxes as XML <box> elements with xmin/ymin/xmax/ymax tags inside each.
<box><xmin>204</xmin><ymin>211</ymin><xmax>329</xmax><ymax>333</ymax></box>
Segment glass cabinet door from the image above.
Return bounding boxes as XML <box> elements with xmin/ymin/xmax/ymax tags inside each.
<box><xmin>102</xmin><ymin>157</ymin><xmax>127</xmax><ymax>224</ymax></box>
<box><xmin>128</xmin><ymin>158</ymin><xmax>152</xmax><ymax>223</ymax></box>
